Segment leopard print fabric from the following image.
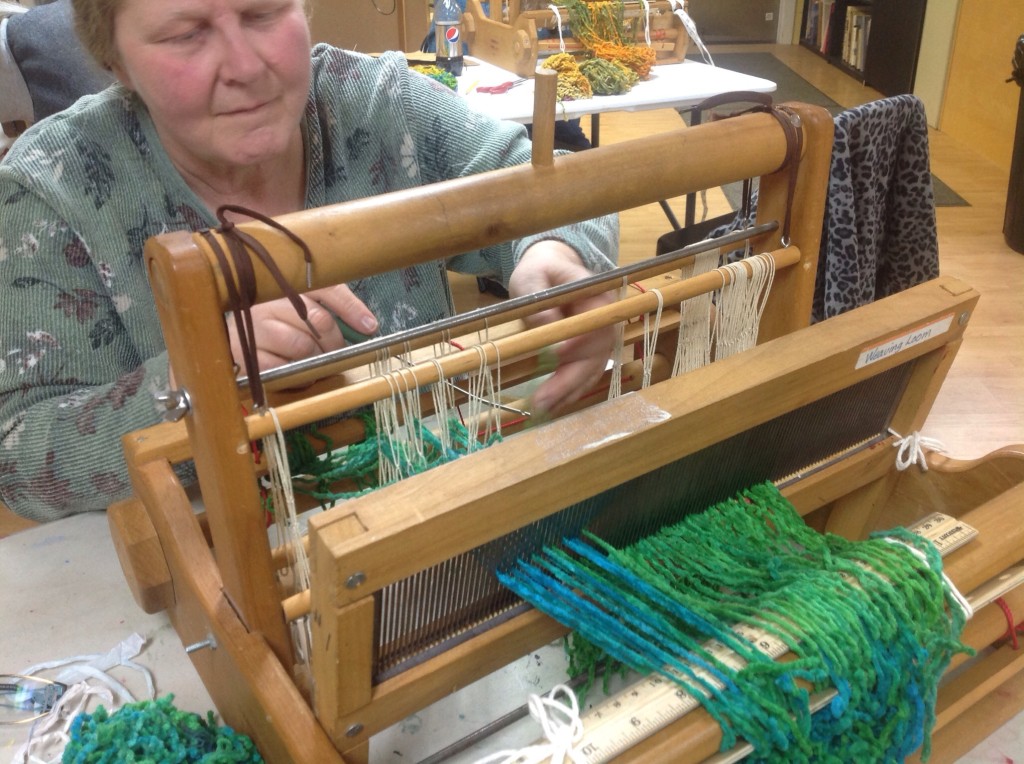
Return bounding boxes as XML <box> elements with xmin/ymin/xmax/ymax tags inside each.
<box><xmin>814</xmin><ymin>94</ymin><xmax>939</xmax><ymax>322</ymax></box>
<box><xmin>710</xmin><ymin>95</ymin><xmax>939</xmax><ymax>323</ymax></box>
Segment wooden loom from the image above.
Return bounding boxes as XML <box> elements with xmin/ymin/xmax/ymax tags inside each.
<box><xmin>107</xmin><ymin>82</ymin><xmax>1024</xmax><ymax>764</ymax></box>
<box><xmin>462</xmin><ymin>0</ymin><xmax>691</xmax><ymax>78</ymax></box>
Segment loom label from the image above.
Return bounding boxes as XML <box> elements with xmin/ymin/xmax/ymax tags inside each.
<box><xmin>855</xmin><ymin>314</ymin><xmax>954</xmax><ymax>369</ymax></box>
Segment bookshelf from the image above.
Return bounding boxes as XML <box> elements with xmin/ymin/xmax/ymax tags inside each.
<box><xmin>799</xmin><ymin>0</ymin><xmax>928</xmax><ymax>97</ymax></box>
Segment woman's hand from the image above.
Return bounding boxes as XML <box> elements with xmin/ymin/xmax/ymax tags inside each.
<box><xmin>508</xmin><ymin>241</ymin><xmax>615</xmax><ymax>416</ymax></box>
<box><xmin>227</xmin><ymin>284</ymin><xmax>378</xmax><ymax>371</ymax></box>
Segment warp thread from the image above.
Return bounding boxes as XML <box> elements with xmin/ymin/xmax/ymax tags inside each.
<box><xmin>498</xmin><ymin>482</ymin><xmax>970</xmax><ymax>762</ymax></box>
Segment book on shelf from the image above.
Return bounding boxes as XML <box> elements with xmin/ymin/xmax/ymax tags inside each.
<box><xmin>820</xmin><ymin>0</ymin><xmax>837</xmax><ymax>56</ymax></box>
<box><xmin>842</xmin><ymin>5</ymin><xmax>872</xmax><ymax>72</ymax></box>
<box><xmin>806</xmin><ymin>0</ymin><xmax>821</xmax><ymax>48</ymax></box>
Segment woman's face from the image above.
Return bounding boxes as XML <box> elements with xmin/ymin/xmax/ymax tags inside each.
<box><xmin>110</xmin><ymin>0</ymin><xmax>311</xmax><ymax>175</ymax></box>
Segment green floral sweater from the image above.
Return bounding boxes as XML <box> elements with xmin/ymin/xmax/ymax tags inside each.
<box><xmin>0</xmin><ymin>47</ymin><xmax>618</xmax><ymax>521</ymax></box>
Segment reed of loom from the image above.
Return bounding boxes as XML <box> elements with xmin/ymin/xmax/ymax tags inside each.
<box><xmin>462</xmin><ymin>0</ymin><xmax>690</xmax><ymax>78</ymax></box>
<box><xmin>106</xmin><ymin>70</ymin><xmax>1024</xmax><ymax>763</ymax></box>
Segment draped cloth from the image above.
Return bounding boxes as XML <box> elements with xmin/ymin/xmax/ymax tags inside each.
<box><xmin>813</xmin><ymin>94</ymin><xmax>940</xmax><ymax>322</ymax></box>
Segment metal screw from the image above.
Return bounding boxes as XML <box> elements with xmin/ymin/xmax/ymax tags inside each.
<box><xmin>345</xmin><ymin>723</ymin><xmax>364</xmax><ymax>738</ymax></box>
<box><xmin>155</xmin><ymin>388</ymin><xmax>192</xmax><ymax>422</ymax></box>
<box><xmin>345</xmin><ymin>572</ymin><xmax>366</xmax><ymax>589</ymax></box>
<box><xmin>184</xmin><ymin>633</ymin><xmax>218</xmax><ymax>654</ymax></box>
<box><xmin>958</xmin><ymin>311</ymin><xmax>970</xmax><ymax>326</ymax></box>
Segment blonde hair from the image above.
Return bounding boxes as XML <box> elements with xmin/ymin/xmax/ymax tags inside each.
<box><xmin>70</xmin><ymin>0</ymin><xmax>124</xmax><ymax>71</ymax></box>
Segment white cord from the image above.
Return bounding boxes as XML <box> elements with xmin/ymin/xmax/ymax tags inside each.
<box><xmin>672</xmin><ymin>247</ymin><xmax>719</xmax><ymax>377</ymax></box>
<box><xmin>13</xmin><ymin>634</ymin><xmax>155</xmax><ymax>764</ymax></box>
<box><xmin>472</xmin><ymin>684</ymin><xmax>585</xmax><ymax>764</ymax></box>
<box><xmin>549</xmin><ymin>4</ymin><xmax>566</xmax><ymax>53</ymax></box>
<box><xmin>880</xmin><ymin>537</ymin><xmax>974</xmax><ymax>622</ymax></box>
<box><xmin>667</xmin><ymin>0</ymin><xmax>714</xmax><ymax>66</ymax></box>
<box><xmin>607</xmin><ymin>280</ymin><xmax>629</xmax><ymax>401</ymax></box>
<box><xmin>887</xmin><ymin>428</ymin><xmax>947</xmax><ymax>472</ymax></box>
<box><xmin>642</xmin><ymin>288</ymin><xmax>665</xmax><ymax>389</ymax></box>
<box><xmin>639</xmin><ymin>0</ymin><xmax>652</xmax><ymax>47</ymax></box>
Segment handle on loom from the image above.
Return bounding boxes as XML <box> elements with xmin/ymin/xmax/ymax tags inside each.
<box><xmin>145</xmin><ymin>106</ymin><xmax>826</xmax><ymax>310</ymax></box>
<box><xmin>531</xmin><ymin>69</ymin><xmax>558</xmax><ymax>167</ymax></box>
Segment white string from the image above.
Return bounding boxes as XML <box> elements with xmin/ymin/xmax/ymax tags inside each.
<box><xmin>887</xmin><ymin>428</ymin><xmax>947</xmax><ymax>472</ymax></box>
<box><xmin>471</xmin><ymin>684</ymin><xmax>585</xmax><ymax>764</ymax></box>
<box><xmin>263</xmin><ymin>407</ymin><xmax>313</xmax><ymax>669</ymax></box>
<box><xmin>672</xmin><ymin>247</ymin><xmax>719</xmax><ymax>376</ymax></box>
<box><xmin>372</xmin><ymin>351</ymin><xmax>402</xmax><ymax>485</ymax></box>
<box><xmin>713</xmin><ymin>253</ymin><xmax>775</xmax><ymax>361</ymax></box>
<box><xmin>880</xmin><ymin>537</ymin><xmax>974</xmax><ymax>622</ymax></box>
<box><xmin>396</xmin><ymin>363</ymin><xmax>427</xmax><ymax>470</ymax></box>
<box><xmin>639</xmin><ymin>0</ymin><xmax>652</xmax><ymax>47</ymax></box>
<box><xmin>13</xmin><ymin>634</ymin><xmax>155</xmax><ymax>764</ymax></box>
<box><xmin>429</xmin><ymin>356</ymin><xmax>455</xmax><ymax>455</ymax></box>
<box><xmin>607</xmin><ymin>279</ymin><xmax>629</xmax><ymax>401</ymax></box>
<box><xmin>465</xmin><ymin>344</ymin><xmax>492</xmax><ymax>452</ymax></box>
<box><xmin>549</xmin><ymin>4</ymin><xmax>566</xmax><ymax>53</ymax></box>
<box><xmin>642</xmin><ymin>288</ymin><xmax>665</xmax><ymax>389</ymax></box>
<box><xmin>667</xmin><ymin>0</ymin><xmax>714</xmax><ymax>66</ymax></box>
<box><xmin>491</xmin><ymin>341</ymin><xmax>503</xmax><ymax>440</ymax></box>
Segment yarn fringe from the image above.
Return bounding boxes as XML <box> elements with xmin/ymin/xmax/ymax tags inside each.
<box><xmin>499</xmin><ymin>482</ymin><xmax>971</xmax><ymax>761</ymax></box>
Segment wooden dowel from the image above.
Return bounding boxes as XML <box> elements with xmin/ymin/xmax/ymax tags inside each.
<box><xmin>531</xmin><ymin>69</ymin><xmax>558</xmax><ymax>167</ymax></box>
<box><xmin>243</xmin><ymin>248</ymin><xmax>800</xmax><ymax>442</ymax></box>
<box><xmin>164</xmin><ymin>109</ymin><xmax>801</xmax><ymax>308</ymax></box>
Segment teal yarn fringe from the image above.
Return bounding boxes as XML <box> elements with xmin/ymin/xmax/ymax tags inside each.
<box><xmin>282</xmin><ymin>412</ymin><xmax>500</xmax><ymax>506</ymax></box>
<box><xmin>62</xmin><ymin>695</ymin><xmax>262</xmax><ymax>763</ymax></box>
<box><xmin>498</xmin><ymin>482</ymin><xmax>971</xmax><ymax>762</ymax></box>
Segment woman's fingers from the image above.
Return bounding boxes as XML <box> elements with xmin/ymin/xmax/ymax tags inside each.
<box><xmin>227</xmin><ymin>286</ymin><xmax>378</xmax><ymax>372</ymax></box>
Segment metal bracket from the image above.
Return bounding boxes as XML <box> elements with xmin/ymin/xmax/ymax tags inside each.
<box><xmin>155</xmin><ymin>388</ymin><xmax>192</xmax><ymax>422</ymax></box>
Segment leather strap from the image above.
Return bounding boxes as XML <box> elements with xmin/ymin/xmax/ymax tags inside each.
<box><xmin>689</xmin><ymin>91</ymin><xmax>804</xmax><ymax>245</ymax></box>
<box><xmin>199</xmin><ymin>205</ymin><xmax>318</xmax><ymax>408</ymax></box>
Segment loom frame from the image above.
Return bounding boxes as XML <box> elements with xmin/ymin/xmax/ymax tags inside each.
<box><xmin>108</xmin><ymin>91</ymin><xmax>1024</xmax><ymax>763</ymax></box>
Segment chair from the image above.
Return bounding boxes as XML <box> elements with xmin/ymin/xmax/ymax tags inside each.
<box><xmin>1</xmin><ymin>0</ymin><xmax>112</xmax><ymax>139</ymax></box>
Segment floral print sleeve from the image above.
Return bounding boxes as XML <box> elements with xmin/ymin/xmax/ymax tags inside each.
<box><xmin>0</xmin><ymin>188</ymin><xmax>172</xmax><ymax>521</ymax></box>
<box><xmin>0</xmin><ymin>88</ymin><xmax>197</xmax><ymax>521</ymax></box>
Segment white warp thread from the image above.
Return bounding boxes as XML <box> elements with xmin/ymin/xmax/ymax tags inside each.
<box><xmin>880</xmin><ymin>536</ymin><xmax>974</xmax><ymax>622</ymax></box>
<box><xmin>549</xmin><ymin>4</ymin><xmax>567</xmax><ymax>53</ymax></box>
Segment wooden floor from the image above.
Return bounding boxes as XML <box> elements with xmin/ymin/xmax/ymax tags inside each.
<box><xmin>597</xmin><ymin>42</ymin><xmax>1024</xmax><ymax>461</ymax></box>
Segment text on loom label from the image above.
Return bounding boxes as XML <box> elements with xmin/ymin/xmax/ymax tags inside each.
<box><xmin>855</xmin><ymin>313</ymin><xmax>955</xmax><ymax>369</ymax></box>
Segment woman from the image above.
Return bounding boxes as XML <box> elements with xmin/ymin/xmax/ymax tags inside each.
<box><xmin>0</xmin><ymin>0</ymin><xmax>618</xmax><ymax>521</ymax></box>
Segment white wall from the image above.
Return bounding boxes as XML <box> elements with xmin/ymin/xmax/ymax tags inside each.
<box><xmin>777</xmin><ymin>0</ymin><xmax>797</xmax><ymax>45</ymax></box>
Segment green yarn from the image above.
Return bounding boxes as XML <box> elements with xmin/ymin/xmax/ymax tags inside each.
<box><xmin>410</xmin><ymin>64</ymin><xmax>458</xmax><ymax>91</ymax></box>
<box><xmin>499</xmin><ymin>482</ymin><xmax>971</xmax><ymax>762</ymax></box>
<box><xmin>282</xmin><ymin>412</ymin><xmax>501</xmax><ymax>506</ymax></box>
<box><xmin>62</xmin><ymin>695</ymin><xmax>262</xmax><ymax>763</ymax></box>
<box><xmin>579</xmin><ymin>57</ymin><xmax>638</xmax><ymax>95</ymax></box>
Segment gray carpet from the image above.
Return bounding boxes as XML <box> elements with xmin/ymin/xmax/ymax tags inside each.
<box><xmin>685</xmin><ymin>52</ymin><xmax>969</xmax><ymax>208</ymax></box>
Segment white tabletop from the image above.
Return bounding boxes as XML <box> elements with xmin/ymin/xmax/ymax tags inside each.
<box><xmin>460</xmin><ymin>57</ymin><xmax>776</xmax><ymax>124</ymax></box>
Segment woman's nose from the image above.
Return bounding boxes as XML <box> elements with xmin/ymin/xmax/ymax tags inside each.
<box><xmin>217</xmin><ymin>24</ymin><xmax>266</xmax><ymax>83</ymax></box>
